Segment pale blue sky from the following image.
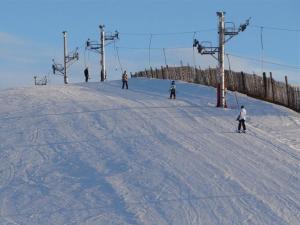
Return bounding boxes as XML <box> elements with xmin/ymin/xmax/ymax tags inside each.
<box><xmin>0</xmin><ymin>0</ymin><xmax>299</xmax><ymax>89</ymax></box>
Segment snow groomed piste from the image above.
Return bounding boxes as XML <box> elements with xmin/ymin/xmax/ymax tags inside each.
<box><xmin>0</xmin><ymin>78</ymin><xmax>299</xmax><ymax>225</ymax></box>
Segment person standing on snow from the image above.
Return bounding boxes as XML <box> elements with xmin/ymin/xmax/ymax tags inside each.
<box><xmin>122</xmin><ymin>70</ymin><xmax>128</xmax><ymax>89</ymax></box>
<box><xmin>169</xmin><ymin>80</ymin><xmax>176</xmax><ymax>99</ymax></box>
<box><xmin>237</xmin><ymin>105</ymin><xmax>247</xmax><ymax>133</ymax></box>
<box><xmin>84</xmin><ymin>67</ymin><xmax>89</xmax><ymax>82</ymax></box>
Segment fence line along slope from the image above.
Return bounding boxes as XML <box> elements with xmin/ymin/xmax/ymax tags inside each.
<box><xmin>132</xmin><ymin>66</ymin><xmax>300</xmax><ymax>112</ymax></box>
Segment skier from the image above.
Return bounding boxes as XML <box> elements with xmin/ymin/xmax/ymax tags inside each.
<box><xmin>122</xmin><ymin>70</ymin><xmax>128</xmax><ymax>89</ymax></box>
<box><xmin>169</xmin><ymin>80</ymin><xmax>176</xmax><ymax>99</ymax></box>
<box><xmin>237</xmin><ymin>105</ymin><xmax>247</xmax><ymax>133</ymax></box>
<box><xmin>84</xmin><ymin>67</ymin><xmax>89</xmax><ymax>82</ymax></box>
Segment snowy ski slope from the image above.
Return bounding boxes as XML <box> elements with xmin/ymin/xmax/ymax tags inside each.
<box><xmin>0</xmin><ymin>78</ymin><xmax>299</xmax><ymax>225</ymax></box>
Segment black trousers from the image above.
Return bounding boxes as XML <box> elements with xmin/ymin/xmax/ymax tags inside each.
<box><xmin>238</xmin><ymin>119</ymin><xmax>246</xmax><ymax>131</ymax></box>
<box><xmin>170</xmin><ymin>90</ymin><xmax>176</xmax><ymax>99</ymax></box>
<box><xmin>122</xmin><ymin>81</ymin><xmax>128</xmax><ymax>89</ymax></box>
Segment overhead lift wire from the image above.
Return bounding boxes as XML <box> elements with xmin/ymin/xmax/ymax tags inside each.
<box><xmin>250</xmin><ymin>25</ymin><xmax>300</xmax><ymax>32</ymax></box>
<box><xmin>114</xmin><ymin>40</ymin><xmax>123</xmax><ymax>73</ymax></box>
<box><xmin>119</xmin><ymin>28</ymin><xmax>216</xmax><ymax>36</ymax></box>
<box><xmin>149</xmin><ymin>34</ymin><xmax>153</xmax><ymax>68</ymax></box>
<box><xmin>227</xmin><ymin>53</ymin><xmax>300</xmax><ymax>70</ymax></box>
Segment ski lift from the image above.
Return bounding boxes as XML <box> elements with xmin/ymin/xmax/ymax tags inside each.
<box><xmin>115</xmin><ymin>30</ymin><xmax>119</xmax><ymax>39</ymax></box>
<box><xmin>200</xmin><ymin>41</ymin><xmax>215</xmax><ymax>55</ymax></box>
<box><xmin>225</xmin><ymin>22</ymin><xmax>238</xmax><ymax>36</ymax></box>
<box><xmin>193</xmin><ymin>39</ymin><xmax>199</xmax><ymax>48</ymax></box>
<box><xmin>239</xmin><ymin>17</ymin><xmax>251</xmax><ymax>32</ymax></box>
<box><xmin>86</xmin><ymin>38</ymin><xmax>90</xmax><ymax>48</ymax></box>
<box><xmin>193</xmin><ymin>39</ymin><xmax>217</xmax><ymax>55</ymax></box>
<box><xmin>34</xmin><ymin>75</ymin><xmax>47</xmax><ymax>85</ymax></box>
<box><xmin>67</xmin><ymin>48</ymin><xmax>79</xmax><ymax>62</ymax></box>
<box><xmin>52</xmin><ymin>59</ymin><xmax>64</xmax><ymax>76</ymax></box>
<box><xmin>193</xmin><ymin>39</ymin><xmax>204</xmax><ymax>53</ymax></box>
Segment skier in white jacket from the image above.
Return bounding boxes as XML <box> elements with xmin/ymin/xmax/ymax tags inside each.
<box><xmin>169</xmin><ymin>80</ymin><xmax>176</xmax><ymax>99</ymax></box>
<box><xmin>237</xmin><ymin>105</ymin><xmax>246</xmax><ymax>133</ymax></box>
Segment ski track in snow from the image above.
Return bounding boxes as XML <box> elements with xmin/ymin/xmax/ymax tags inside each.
<box><xmin>0</xmin><ymin>78</ymin><xmax>299</xmax><ymax>225</ymax></box>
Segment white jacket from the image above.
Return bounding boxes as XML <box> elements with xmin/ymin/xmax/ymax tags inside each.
<box><xmin>239</xmin><ymin>108</ymin><xmax>247</xmax><ymax>120</ymax></box>
<box><xmin>169</xmin><ymin>85</ymin><xmax>176</xmax><ymax>91</ymax></box>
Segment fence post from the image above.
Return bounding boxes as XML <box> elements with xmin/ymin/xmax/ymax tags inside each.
<box><xmin>263</xmin><ymin>72</ymin><xmax>267</xmax><ymax>99</ymax></box>
<box><xmin>161</xmin><ymin>66</ymin><xmax>165</xmax><ymax>79</ymax></box>
<box><xmin>179</xmin><ymin>66</ymin><xmax>183</xmax><ymax>80</ymax></box>
<box><xmin>241</xmin><ymin>71</ymin><xmax>246</xmax><ymax>93</ymax></box>
<box><xmin>208</xmin><ymin>67</ymin><xmax>212</xmax><ymax>86</ymax></box>
<box><xmin>166</xmin><ymin>65</ymin><xmax>169</xmax><ymax>79</ymax></box>
<box><xmin>190</xmin><ymin>65</ymin><xmax>193</xmax><ymax>82</ymax></box>
<box><xmin>285</xmin><ymin>76</ymin><xmax>290</xmax><ymax>107</ymax></box>
<box><xmin>270</xmin><ymin>72</ymin><xmax>275</xmax><ymax>102</ymax></box>
<box><xmin>193</xmin><ymin>66</ymin><xmax>197</xmax><ymax>82</ymax></box>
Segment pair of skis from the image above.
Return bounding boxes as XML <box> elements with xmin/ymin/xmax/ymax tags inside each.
<box><xmin>236</xmin><ymin>130</ymin><xmax>246</xmax><ymax>133</ymax></box>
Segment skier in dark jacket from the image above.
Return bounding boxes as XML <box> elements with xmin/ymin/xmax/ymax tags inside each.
<box><xmin>169</xmin><ymin>80</ymin><xmax>176</xmax><ymax>99</ymax></box>
<box><xmin>84</xmin><ymin>67</ymin><xmax>89</xmax><ymax>82</ymax></box>
<box><xmin>237</xmin><ymin>105</ymin><xmax>247</xmax><ymax>133</ymax></box>
<box><xmin>122</xmin><ymin>71</ymin><xmax>128</xmax><ymax>89</ymax></box>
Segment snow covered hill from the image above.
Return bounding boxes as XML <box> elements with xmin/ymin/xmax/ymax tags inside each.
<box><xmin>0</xmin><ymin>78</ymin><xmax>299</xmax><ymax>225</ymax></box>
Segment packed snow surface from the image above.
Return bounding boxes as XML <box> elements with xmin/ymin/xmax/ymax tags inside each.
<box><xmin>0</xmin><ymin>78</ymin><xmax>299</xmax><ymax>225</ymax></box>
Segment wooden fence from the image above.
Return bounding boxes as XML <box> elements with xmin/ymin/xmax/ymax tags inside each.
<box><xmin>131</xmin><ymin>66</ymin><xmax>300</xmax><ymax>112</ymax></box>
